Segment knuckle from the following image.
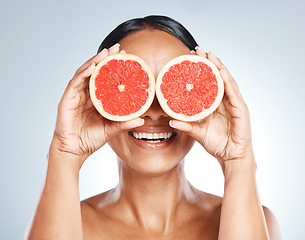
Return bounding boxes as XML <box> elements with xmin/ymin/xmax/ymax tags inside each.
<box><xmin>57</xmin><ymin>99</ymin><xmax>64</xmax><ymax>112</ymax></box>
<box><xmin>78</xmin><ymin>70</ymin><xmax>87</xmax><ymax>79</ymax></box>
<box><xmin>67</xmin><ymin>79</ymin><xmax>74</xmax><ymax>87</ymax></box>
<box><xmin>243</xmin><ymin>102</ymin><xmax>250</xmax><ymax>113</ymax></box>
<box><xmin>74</xmin><ymin>69</ymin><xmax>80</xmax><ymax>77</ymax></box>
<box><xmin>75</xmin><ymin>65</ymin><xmax>85</xmax><ymax>76</ymax></box>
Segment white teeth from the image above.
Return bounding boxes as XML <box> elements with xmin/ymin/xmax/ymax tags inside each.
<box><xmin>131</xmin><ymin>131</ymin><xmax>174</xmax><ymax>141</ymax></box>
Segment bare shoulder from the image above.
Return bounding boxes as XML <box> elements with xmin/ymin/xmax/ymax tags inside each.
<box><xmin>193</xmin><ymin>188</ymin><xmax>282</xmax><ymax>240</ymax></box>
<box><xmin>262</xmin><ymin>206</ymin><xmax>282</xmax><ymax>240</ymax></box>
<box><xmin>191</xmin><ymin>186</ymin><xmax>223</xmax><ymax>211</ymax></box>
<box><xmin>81</xmin><ymin>189</ymin><xmax>112</xmax><ymax>212</ymax></box>
<box><xmin>80</xmin><ymin>189</ymin><xmax>116</xmax><ymax>239</ymax></box>
<box><xmin>189</xmin><ymin>187</ymin><xmax>223</xmax><ymax>220</ymax></box>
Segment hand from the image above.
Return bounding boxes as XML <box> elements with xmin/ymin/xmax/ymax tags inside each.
<box><xmin>51</xmin><ymin>43</ymin><xmax>144</xmax><ymax>167</ymax></box>
<box><xmin>169</xmin><ymin>47</ymin><xmax>254</xmax><ymax>172</ymax></box>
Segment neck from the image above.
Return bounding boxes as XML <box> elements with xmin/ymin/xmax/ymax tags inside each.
<box><xmin>114</xmin><ymin>158</ymin><xmax>192</xmax><ymax>233</ymax></box>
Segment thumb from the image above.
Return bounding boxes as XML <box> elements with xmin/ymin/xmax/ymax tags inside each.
<box><xmin>104</xmin><ymin>118</ymin><xmax>145</xmax><ymax>142</ymax></box>
<box><xmin>169</xmin><ymin>120</ymin><xmax>206</xmax><ymax>143</ymax></box>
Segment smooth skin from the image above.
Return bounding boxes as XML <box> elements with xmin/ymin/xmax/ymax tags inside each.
<box><xmin>26</xmin><ymin>29</ymin><xmax>282</xmax><ymax>240</ymax></box>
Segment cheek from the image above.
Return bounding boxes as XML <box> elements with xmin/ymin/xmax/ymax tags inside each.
<box><xmin>174</xmin><ymin>134</ymin><xmax>196</xmax><ymax>160</ymax></box>
<box><xmin>108</xmin><ymin>133</ymin><xmax>130</xmax><ymax>158</ymax></box>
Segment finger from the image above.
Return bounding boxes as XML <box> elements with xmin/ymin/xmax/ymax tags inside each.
<box><xmin>207</xmin><ymin>51</ymin><xmax>236</xmax><ymax>84</ymax></box>
<box><xmin>195</xmin><ymin>46</ymin><xmax>207</xmax><ymax>58</ymax></box>
<box><xmin>120</xmin><ymin>118</ymin><xmax>145</xmax><ymax>129</ymax></box>
<box><xmin>207</xmin><ymin>51</ymin><xmax>234</xmax><ymax>83</ymax></box>
<box><xmin>108</xmin><ymin>43</ymin><xmax>121</xmax><ymax>55</ymax></box>
<box><xmin>207</xmin><ymin>51</ymin><xmax>224</xmax><ymax>70</ymax></box>
<box><xmin>220</xmin><ymin>66</ymin><xmax>239</xmax><ymax>92</ymax></box>
<box><xmin>220</xmin><ymin>67</ymin><xmax>247</xmax><ymax>113</ymax></box>
<box><xmin>75</xmin><ymin>42</ymin><xmax>120</xmax><ymax>76</ymax></box>
<box><xmin>60</xmin><ymin>63</ymin><xmax>96</xmax><ymax>104</ymax></box>
<box><xmin>196</xmin><ymin>49</ymin><xmax>245</xmax><ymax>108</ymax></box>
<box><xmin>169</xmin><ymin>120</ymin><xmax>205</xmax><ymax>143</ymax></box>
<box><xmin>220</xmin><ymin>68</ymin><xmax>250</xmax><ymax>121</ymax></box>
<box><xmin>71</xmin><ymin>62</ymin><xmax>96</xmax><ymax>89</ymax></box>
<box><xmin>71</xmin><ymin>43</ymin><xmax>122</xmax><ymax>91</ymax></box>
<box><xmin>104</xmin><ymin>118</ymin><xmax>145</xmax><ymax>141</ymax></box>
<box><xmin>208</xmin><ymin>51</ymin><xmax>235</xmax><ymax>88</ymax></box>
<box><xmin>220</xmin><ymin>64</ymin><xmax>243</xmax><ymax>99</ymax></box>
<box><xmin>75</xmin><ymin>48</ymin><xmax>109</xmax><ymax>76</ymax></box>
<box><xmin>207</xmin><ymin>51</ymin><xmax>244</xmax><ymax>102</ymax></box>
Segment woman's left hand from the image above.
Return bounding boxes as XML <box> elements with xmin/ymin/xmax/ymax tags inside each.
<box><xmin>169</xmin><ymin>48</ymin><xmax>254</xmax><ymax>172</ymax></box>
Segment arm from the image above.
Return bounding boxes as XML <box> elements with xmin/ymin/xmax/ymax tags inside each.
<box><xmin>169</xmin><ymin>48</ymin><xmax>281</xmax><ymax>239</ymax></box>
<box><xmin>219</xmin><ymin>160</ymin><xmax>282</xmax><ymax>239</ymax></box>
<box><xmin>26</xmin><ymin>147</ymin><xmax>84</xmax><ymax>240</ymax></box>
<box><xmin>26</xmin><ymin>44</ymin><xmax>144</xmax><ymax>240</ymax></box>
<box><xmin>219</xmin><ymin>158</ymin><xmax>269</xmax><ymax>239</ymax></box>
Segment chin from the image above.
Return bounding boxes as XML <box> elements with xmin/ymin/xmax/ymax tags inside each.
<box><xmin>116</xmin><ymin>151</ymin><xmax>187</xmax><ymax>177</ymax></box>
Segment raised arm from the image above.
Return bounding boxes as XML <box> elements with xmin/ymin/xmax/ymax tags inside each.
<box><xmin>25</xmin><ymin>44</ymin><xmax>144</xmax><ymax>240</ymax></box>
<box><xmin>169</xmin><ymin>47</ymin><xmax>282</xmax><ymax>239</ymax></box>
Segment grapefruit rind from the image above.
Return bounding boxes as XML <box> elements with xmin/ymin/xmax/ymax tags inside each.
<box><xmin>156</xmin><ymin>55</ymin><xmax>224</xmax><ymax>122</ymax></box>
<box><xmin>89</xmin><ymin>54</ymin><xmax>155</xmax><ymax>121</ymax></box>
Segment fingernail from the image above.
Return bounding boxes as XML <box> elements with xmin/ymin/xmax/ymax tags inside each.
<box><xmin>190</xmin><ymin>50</ymin><xmax>195</xmax><ymax>54</ymax></box>
<box><xmin>195</xmin><ymin>46</ymin><xmax>206</xmax><ymax>55</ymax></box>
<box><xmin>209</xmin><ymin>51</ymin><xmax>217</xmax><ymax>58</ymax></box>
<box><xmin>112</xmin><ymin>43</ymin><xmax>120</xmax><ymax>48</ymax></box>
<box><xmin>127</xmin><ymin>118</ymin><xmax>144</xmax><ymax>127</ymax></box>
<box><xmin>136</xmin><ymin>118</ymin><xmax>145</xmax><ymax>126</ymax></box>
<box><xmin>98</xmin><ymin>48</ymin><xmax>107</xmax><ymax>54</ymax></box>
<box><xmin>169</xmin><ymin>120</ymin><xmax>176</xmax><ymax>128</ymax></box>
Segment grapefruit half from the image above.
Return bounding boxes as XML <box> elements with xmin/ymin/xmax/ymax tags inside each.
<box><xmin>156</xmin><ymin>55</ymin><xmax>224</xmax><ymax>122</ymax></box>
<box><xmin>89</xmin><ymin>54</ymin><xmax>155</xmax><ymax>121</ymax></box>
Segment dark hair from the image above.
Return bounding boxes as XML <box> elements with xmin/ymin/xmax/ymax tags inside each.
<box><xmin>97</xmin><ymin>15</ymin><xmax>198</xmax><ymax>53</ymax></box>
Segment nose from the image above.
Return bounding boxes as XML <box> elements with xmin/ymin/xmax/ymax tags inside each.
<box><xmin>141</xmin><ymin>96</ymin><xmax>168</xmax><ymax>121</ymax></box>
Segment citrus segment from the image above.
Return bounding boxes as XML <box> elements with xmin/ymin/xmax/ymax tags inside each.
<box><xmin>156</xmin><ymin>55</ymin><xmax>224</xmax><ymax>122</ymax></box>
<box><xmin>89</xmin><ymin>54</ymin><xmax>155</xmax><ymax>121</ymax></box>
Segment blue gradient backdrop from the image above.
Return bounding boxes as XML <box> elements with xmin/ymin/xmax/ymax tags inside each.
<box><xmin>1</xmin><ymin>0</ymin><xmax>304</xmax><ymax>239</ymax></box>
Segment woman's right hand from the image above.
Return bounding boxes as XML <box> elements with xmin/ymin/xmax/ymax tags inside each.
<box><xmin>50</xmin><ymin>43</ymin><xmax>144</xmax><ymax>168</ymax></box>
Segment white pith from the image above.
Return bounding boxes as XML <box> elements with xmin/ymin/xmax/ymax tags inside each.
<box><xmin>118</xmin><ymin>84</ymin><xmax>125</xmax><ymax>92</ymax></box>
<box><xmin>89</xmin><ymin>54</ymin><xmax>155</xmax><ymax>122</ymax></box>
<box><xmin>156</xmin><ymin>54</ymin><xmax>224</xmax><ymax>122</ymax></box>
<box><xmin>131</xmin><ymin>131</ymin><xmax>173</xmax><ymax>140</ymax></box>
<box><xmin>186</xmin><ymin>83</ymin><xmax>194</xmax><ymax>91</ymax></box>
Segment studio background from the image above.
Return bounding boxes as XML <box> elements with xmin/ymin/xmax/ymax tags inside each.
<box><xmin>1</xmin><ymin>0</ymin><xmax>304</xmax><ymax>239</ymax></box>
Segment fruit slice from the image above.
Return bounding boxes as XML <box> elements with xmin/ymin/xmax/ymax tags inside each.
<box><xmin>89</xmin><ymin>54</ymin><xmax>155</xmax><ymax>121</ymax></box>
<box><xmin>156</xmin><ymin>55</ymin><xmax>224</xmax><ymax>122</ymax></box>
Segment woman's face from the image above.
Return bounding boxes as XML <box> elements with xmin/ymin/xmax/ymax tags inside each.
<box><xmin>108</xmin><ymin>29</ymin><xmax>196</xmax><ymax>175</ymax></box>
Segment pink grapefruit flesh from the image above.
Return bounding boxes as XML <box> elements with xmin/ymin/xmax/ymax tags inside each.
<box><xmin>89</xmin><ymin>54</ymin><xmax>155</xmax><ymax>121</ymax></box>
<box><xmin>156</xmin><ymin>55</ymin><xmax>224</xmax><ymax>122</ymax></box>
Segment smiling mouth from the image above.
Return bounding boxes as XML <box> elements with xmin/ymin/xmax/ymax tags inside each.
<box><xmin>128</xmin><ymin>131</ymin><xmax>177</xmax><ymax>143</ymax></box>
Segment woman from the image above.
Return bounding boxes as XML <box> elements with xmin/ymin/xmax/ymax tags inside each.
<box><xmin>26</xmin><ymin>15</ymin><xmax>282</xmax><ymax>239</ymax></box>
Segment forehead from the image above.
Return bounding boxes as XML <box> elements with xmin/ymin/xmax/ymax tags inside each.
<box><xmin>119</xmin><ymin>29</ymin><xmax>190</xmax><ymax>77</ymax></box>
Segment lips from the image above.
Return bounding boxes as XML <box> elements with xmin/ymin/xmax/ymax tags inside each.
<box><xmin>128</xmin><ymin>128</ymin><xmax>177</xmax><ymax>149</ymax></box>
<box><xmin>129</xmin><ymin>131</ymin><xmax>174</xmax><ymax>142</ymax></box>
